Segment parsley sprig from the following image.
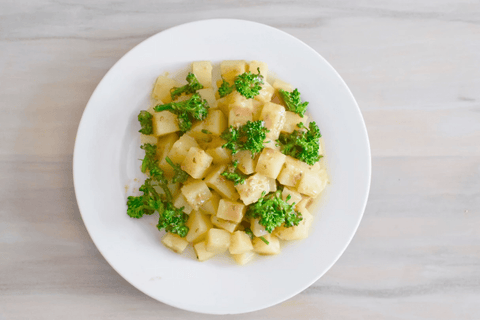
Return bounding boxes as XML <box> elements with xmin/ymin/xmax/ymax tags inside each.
<box><xmin>246</xmin><ymin>191</ymin><xmax>303</xmax><ymax>233</ymax></box>
<box><xmin>138</xmin><ymin>110</ymin><xmax>153</xmax><ymax>135</ymax></box>
<box><xmin>217</xmin><ymin>68</ymin><xmax>264</xmax><ymax>99</ymax></box>
<box><xmin>221</xmin><ymin>160</ymin><xmax>248</xmax><ymax>185</ymax></box>
<box><xmin>279</xmin><ymin>89</ymin><xmax>309</xmax><ymax>117</ymax></box>
<box><xmin>220</xmin><ymin>120</ymin><xmax>268</xmax><ymax>157</ymax></box>
<box><xmin>277</xmin><ymin>122</ymin><xmax>322</xmax><ymax>166</ymax></box>
<box><xmin>170</xmin><ymin>72</ymin><xmax>204</xmax><ymax>100</ymax></box>
<box><xmin>165</xmin><ymin>156</ymin><xmax>189</xmax><ymax>183</ymax></box>
<box><xmin>154</xmin><ymin>93</ymin><xmax>209</xmax><ymax>133</ymax></box>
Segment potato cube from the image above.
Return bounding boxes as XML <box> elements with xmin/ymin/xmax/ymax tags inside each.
<box><xmin>275</xmin><ymin>205</ymin><xmax>313</xmax><ymax>241</ymax></box>
<box><xmin>206</xmin><ymin>228</ymin><xmax>231</xmax><ymax>253</ymax></box>
<box><xmin>197</xmin><ymin>88</ymin><xmax>216</xmax><ymax>109</ymax></box>
<box><xmin>281</xmin><ymin>111</ymin><xmax>308</xmax><ymax>133</ymax></box>
<box><xmin>254</xmin><ymin>81</ymin><xmax>274</xmax><ymax>103</ymax></box>
<box><xmin>173</xmin><ymin>193</ymin><xmax>193</xmax><ymax>214</ymax></box>
<box><xmin>248</xmin><ymin>60</ymin><xmax>268</xmax><ymax>78</ymax></box>
<box><xmin>152</xmin><ymin>75</ymin><xmax>181</xmax><ymax>103</ymax></box>
<box><xmin>152</xmin><ymin>111</ymin><xmax>180</xmax><ymax>136</ymax></box>
<box><xmin>167</xmin><ymin>134</ymin><xmax>199</xmax><ymax>164</ymax></box>
<box><xmin>194</xmin><ymin>241</ymin><xmax>216</xmax><ymax>262</ymax></box>
<box><xmin>232</xmin><ymin>251</ymin><xmax>255</xmax><ymax>265</ymax></box>
<box><xmin>221</xmin><ymin>60</ymin><xmax>246</xmax><ymax>84</ymax></box>
<box><xmin>204</xmin><ymin>109</ymin><xmax>227</xmax><ymax>135</ymax></box>
<box><xmin>217</xmin><ymin>199</ymin><xmax>245</xmax><ymax>223</ymax></box>
<box><xmin>206</xmin><ymin>145</ymin><xmax>231</xmax><ymax>164</ymax></box>
<box><xmin>252</xmin><ymin>100</ymin><xmax>263</xmax><ymax>121</ymax></box>
<box><xmin>277</xmin><ymin>156</ymin><xmax>305</xmax><ymax>187</ymax></box>
<box><xmin>282</xmin><ymin>187</ymin><xmax>303</xmax><ymax>206</ymax></box>
<box><xmin>181</xmin><ymin>147</ymin><xmax>213</xmax><ymax>179</ymax></box>
<box><xmin>228</xmin><ymin>91</ymin><xmax>253</xmax><ymax>109</ymax></box>
<box><xmin>204</xmin><ymin>165</ymin><xmax>239</xmax><ymax>200</ymax></box>
<box><xmin>140</xmin><ymin>134</ymin><xmax>158</xmax><ymax>145</ymax></box>
<box><xmin>267</xmin><ymin>178</ymin><xmax>277</xmax><ymax>192</ymax></box>
<box><xmin>229</xmin><ymin>106</ymin><xmax>253</xmax><ymax>128</ymax></box>
<box><xmin>229</xmin><ymin>231</ymin><xmax>253</xmax><ymax>254</ymax></box>
<box><xmin>297</xmin><ymin>173</ymin><xmax>327</xmax><ymax>198</ymax></box>
<box><xmin>192</xmin><ymin>61</ymin><xmax>212</xmax><ymax>88</ymax></box>
<box><xmin>235</xmin><ymin>173</ymin><xmax>270</xmax><ymax>205</ymax></box>
<box><xmin>250</xmin><ymin>218</ymin><xmax>268</xmax><ymax>237</ymax></box>
<box><xmin>260</xmin><ymin>102</ymin><xmax>286</xmax><ymax>140</ymax></box>
<box><xmin>253</xmin><ymin>234</ymin><xmax>281</xmax><ymax>255</ymax></box>
<box><xmin>272</xmin><ymin>79</ymin><xmax>293</xmax><ymax>93</ymax></box>
<box><xmin>255</xmin><ymin>148</ymin><xmax>286</xmax><ymax>179</ymax></box>
<box><xmin>181</xmin><ymin>180</ymin><xmax>212</xmax><ymax>211</ymax></box>
<box><xmin>216</xmin><ymin>97</ymin><xmax>229</xmax><ymax>115</ymax></box>
<box><xmin>156</xmin><ymin>133</ymin><xmax>178</xmax><ymax>158</ymax></box>
<box><xmin>199</xmin><ymin>191</ymin><xmax>221</xmax><ymax>215</ymax></box>
<box><xmin>162</xmin><ymin>233</ymin><xmax>189</xmax><ymax>254</ymax></box>
<box><xmin>232</xmin><ymin>150</ymin><xmax>256</xmax><ymax>175</ymax></box>
<box><xmin>186</xmin><ymin>211</ymin><xmax>213</xmax><ymax>243</ymax></box>
<box><xmin>211</xmin><ymin>216</ymin><xmax>238</xmax><ymax>233</ymax></box>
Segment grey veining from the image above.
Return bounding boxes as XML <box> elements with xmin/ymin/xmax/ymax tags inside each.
<box><xmin>1</xmin><ymin>0</ymin><xmax>480</xmax><ymax>319</ymax></box>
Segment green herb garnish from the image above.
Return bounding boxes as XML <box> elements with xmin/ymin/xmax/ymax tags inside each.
<box><xmin>220</xmin><ymin>120</ymin><xmax>268</xmax><ymax>157</ymax></box>
<box><xmin>221</xmin><ymin>160</ymin><xmax>248</xmax><ymax>185</ymax></box>
<box><xmin>277</xmin><ymin>121</ymin><xmax>322</xmax><ymax>165</ymax></box>
<box><xmin>234</xmin><ymin>68</ymin><xmax>264</xmax><ymax>99</ymax></box>
<box><xmin>218</xmin><ymin>78</ymin><xmax>235</xmax><ymax>98</ymax></box>
<box><xmin>259</xmin><ymin>236</ymin><xmax>269</xmax><ymax>245</ymax></box>
<box><xmin>279</xmin><ymin>89</ymin><xmax>309</xmax><ymax>117</ymax></box>
<box><xmin>157</xmin><ymin>202</ymin><xmax>190</xmax><ymax>237</ymax></box>
<box><xmin>170</xmin><ymin>72</ymin><xmax>203</xmax><ymax>100</ymax></box>
<box><xmin>138</xmin><ymin>110</ymin><xmax>153</xmax><ymax>135</ymax></box>
<box><xmin>165</xmin><ymin>156</ymin><xmax>189</xmax><ymax>184</ymax></box>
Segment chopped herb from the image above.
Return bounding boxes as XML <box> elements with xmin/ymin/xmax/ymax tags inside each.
<box><xmin>201</xmin><ymin>129</ymin><xmax>212</xmax><ymax>134</ymax></box>
<box><xmin>221</xmin><ymin>160</ymin><xmax>248</xmax><ymax>185</ymax></box>
<box><xmin>165</xmin><ymin>156</ymin><xmax>189</xmax><ymax>183</ymax></box>
<box><xmin>218</xmin><ymin>78</ymin><xmax>235</xmax><ymax>98</ymax></box>
<box><xmin>170</xmin><ymin>72</ymin><xmax>203</xmax><ymax>100</ymax></box>
<box><xmin>154</xmin><ymin>93</ymin><xmax>209</xmax><ymax>132</ymax></box>
<box><xmin>279</xmin><ymin>89</ymin><xmax>309</xmax><ymax>117</ymax></box>
<box><xmin>234</xmin><ymin>68</ymin><xmax>264</xmax><ymax>99</ymax></box>
<box><xmin>220</xmin><ymin>120</ymin><xmax>268</xmax><ymax>157</ymax></box>
<box><xmin>157</xmin><ymin>202</ymin><xmax>189</xmax><ymax>237</ymax></box>
<box><xmin>277</xmin><ymin>121</ymin><xmax>322</xmax><ymax>165</ymax></box>
<box><xmin>246</xmin><ymin>190</ymin><xmax>303</xmax><ymax>233</ymax></box>
<box><xmin>138</xmin><ymin>110</ymin><xmax>153</xmax><ymax>135</ymax></box>
<box><xmin>259</xmin><ymin>236</ymin><xmax>269</xmax><ymax>245</ymax></box>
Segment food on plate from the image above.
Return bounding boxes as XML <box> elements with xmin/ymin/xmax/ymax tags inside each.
<box><xmin>126</xmin><ymin>60</ymin><xmax>328</xmax><ymax>264</ymax></box>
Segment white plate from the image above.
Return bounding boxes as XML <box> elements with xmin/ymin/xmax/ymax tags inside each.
<box><xmin>73</xmin><ymin>19</ymin><xmax>371</xmax><ymax>314</ymax></box>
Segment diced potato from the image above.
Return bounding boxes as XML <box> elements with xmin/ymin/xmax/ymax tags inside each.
<box><xmin>272</xmin><ymin>79</ymin><xmax>293</xmax><ymax>93</ymax></box>
<box><xmin>204</xmin><ymin>165</ymin><xmax>240</xmax><ymax>200</ymax></box>
<box><xmin>277</xmin><ymin>156</ymin><xmax>305</xmax><ymax>187</ymax></box>
<box><xmin>152</xmin><ymin>111</ymin><xmax>180</xmax><ymax>137</ymax></box>
<box><xmin>181</xmin><ymin>180</ymin><xmax>212</xmax><ymax>211</ymax></box>
<box><xmin>216</xmin><ymin>97</ymin><xmax>230</xmax><ymax>115</ymax></box>
<box><xmin>267</xmin><ymin>178</ymin><xmax>277</xmax><ymax>192</ymax></box>
<box><xmin>168</xmin><ymin>134</ymin><xmax>199</xmax><ymax>164</ymax></box>
<box><xmin>199</xmin><ymin>191</ymin><xmax>221</xmax><ymax>215</ymax></box>
<box><xmin>206</xmin><ymin>228</ymin><xmax>231</xmax><ymax>253</ymax></box>
<box><xmin>217</xmin><ymin>199</ymin><xmax>245</xmax><ymax>223</ymax></box>
<box><xmin>203</xmin><ymin>109</ymin><xmax>227</xmax><ymax>135</ymax></box>
<box><xmin>297</xmin><ymin>173</ymin><xmax>327</xmax><ymax>198</ymax></box>
<box><xmin>173</xmin><ymin>193</ymin><xmax>193</xmax><ymax>214</ymax></box>
<box><xmin>253</xmin><ymin>234</ymin><xmax>281</xmax><ymax>255</ymax></box>
<box><xmin>282</xmin><ymin>187</ymin><xmax>303</xmax><ymax>206</ymax></box>
<box><xmin>192</xmin><ymin>61</ymin><xmax>212</xmax><ymax>88</ymax></box>
<box><xmin>254</xmin><ymin>81</ymin><xmax>274</xmax><ymax>103</ymax></box>
<box><xmin>232</xmin><ymin>150</ymin><xmax>256</xmax><ymax>175</ymax></box>
<box><xmin>206</xmin><ymin>145</ymin><xmax>231</xmax><ymax>164</ymax></box>
<box><xmin>186</xmin><ymin>211</ymin><xmax>213</xmax><ymax>243</ymax></box>
<box><xmin>228</xmin><ymin>91</ymin><xmax>253</xmax><ymax>110</ymax></box>
<box><xmin>157</xmin><ymin>133</ymin><xmax>179</xmax><ymax>176</ymax></box>
<box><xmin>255</xmin><ymin>148</ymin><xmax>286</xmax><ymax>179</ymax></box>
<box><xmin>181</xmin><ymin>147</ymin><xmax>213</xmax><ymax>179</ymax></box>
<box><xmin>250</xmin><ymin>218</ymin><xmax>268</xmax><ymax>237</ymax></box>
<box><xmin>140</xmin><ymin>134</ymin><xmax>158</xmax><ymax>145</ymax></box>
<box><xmin>229</xmin><ymin>106</ymin><xmax>253</xmax><ymax>127</ymax></box>
<box><xmin>232</xmin><ymin>251</ymin><xmax>255</xmax><ymax>265</ymax></box>
<box><xmin>152</xmin><ymin>75</ymin><xmax>181</xmax><ymax>103</ymax></box>
<box><xmin>281</xmin><ymin>111</ymin><xmax>308</xmax><ymax>133</ymax></box>
<box><xmin>197</xmin><ymin>87</ymin><xmax>216</xmax><ymax>108</ymax></box>
<box><xmin>252</xmin><ymin>100</ymin><xmax>263</xmax><ymax>121</ymax></box>
<box><xmin>221</xmin><ymin>60</ymin><xmax>246</xmax><ymax>84</ymax></box>
<box><xmin>248</xmin><ymin>60</ymin><xmax>268</xmax><ymax>78</ymax></box>
<box><xmin>194</xmin><ymin>241</ymin><xmax>216</xmax><ymax>262</ymax></box>
<box><xmin>275</xmin><ymin>203</ymin><xmax>313</xmax><ymax>240</ymax></box>
<box><xmin>229</xmin><ymin>231</ymin><xmax>253</xmax><ymax>254</ymax></box>
<box><xmin>260</xmin><ymin>102</ymin><xmax>286</xmax><ymax>140</ymax></box>
<box><xmin>211</xmin><ymin>215</ymin><xmax>238</xmax><ymax>233</ymax></box>
<box><xmin>235</xmin><ymin>173</ymin><xmax>270</xmax><ymax>205</ymax></box>
<box><xmin>162</xmin><ymin>233</ymin><xmax>189</xmax><ymax>254</ymax></box>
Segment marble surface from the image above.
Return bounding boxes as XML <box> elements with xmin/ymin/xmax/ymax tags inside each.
<box><xmin>1</xmin><ymin>1</ymin><xmax>479</xmax><ymax>319</ymax></box>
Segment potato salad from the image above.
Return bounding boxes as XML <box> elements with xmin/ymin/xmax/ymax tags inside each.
<box><xmin>127</xmin><ymin>60</ymin><xmax>328</xmax><ymax>265</ymax></box>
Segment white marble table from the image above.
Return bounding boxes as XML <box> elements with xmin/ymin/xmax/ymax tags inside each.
<box><xmin>1</xmin><ymin>1</ymin><xmax>479</xmax><ymax>319</ymax></box>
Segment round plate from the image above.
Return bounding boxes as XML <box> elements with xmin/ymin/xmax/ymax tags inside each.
<box><xmin>73</xmin><ymin>19</ymin><xmax>371</xmax><ymax>314</ymax></box>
